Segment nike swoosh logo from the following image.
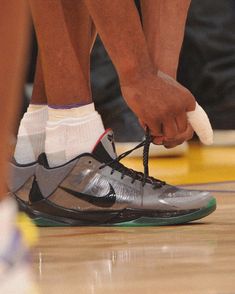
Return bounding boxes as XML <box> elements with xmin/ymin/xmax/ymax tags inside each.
<box><xmin>60</xmin><ymin>184</ymin><xmax>116</xmax><ymax>208</ymax></box>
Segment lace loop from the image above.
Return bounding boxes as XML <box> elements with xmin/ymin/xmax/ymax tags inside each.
<box><xmin>99</xmin><ymin>128</ymin><xmax>165</xmax><ymax>188</ymax></box>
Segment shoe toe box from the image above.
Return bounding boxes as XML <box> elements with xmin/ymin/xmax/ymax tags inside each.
<box><xmin>158</xmin><ymin>187</ymin><xmax>214</xmax><ymax>210</ymax></box>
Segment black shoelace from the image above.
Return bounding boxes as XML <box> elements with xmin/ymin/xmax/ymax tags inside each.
<box><xmin>99</xmin><ymin>128</ymin><xmax>165</xmax><ymax>189</ymax></box>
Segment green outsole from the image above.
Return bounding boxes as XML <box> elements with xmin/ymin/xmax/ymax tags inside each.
<box><xmin>33</xmin><ymin>218</ymin><xmax>69</xmax><ymax>227</ymax></box>
<box><xmin>32</xmin><ymin>197</ymin><xmax>216</xmax><ymax>227</ymax></box>
<box><xmin>114</xmin><ymin>197</ymin><xmax>217</xmax><ymax>227</ymax></box>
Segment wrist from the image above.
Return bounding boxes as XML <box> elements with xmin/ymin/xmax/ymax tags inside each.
<box><xmin>118</xmin><ymin>61</ymin><xmax>157</xmax><ymax>87</ymax></box>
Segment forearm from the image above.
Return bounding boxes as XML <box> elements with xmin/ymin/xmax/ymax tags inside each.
<box><xmin>84</xmin><ymin>0</ymin><xmax>155</xmax><ymax>85</ymax></box>
<box><xmin>141</xmin><ymin>0</ymin><xmax>191</xmax><ymax>78</ymax></box>
<box><xmin>84</xmin><ymin>0</ymin><xmax>196</xmax><ymax>147</ymax></box>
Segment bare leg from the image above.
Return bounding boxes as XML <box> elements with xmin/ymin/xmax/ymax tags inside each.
<box><xmin>31</xmin><ymin>53</ymin><xmax>47</xmax><ymax>104</ymax></box>
<box><xmin>28</xmin><ymin>1</ymin><xmax>104</xmax><ymax>167</ymax></box>
<box><xmin>0</xmin><ymin>0</ymin><xmax>30</xmax><ymax>199</ymax></box>
<box><xmin>31</xmin><ymin>0</ymin><xmax>96</xmax><ymax>106</ymax></box>
<box><xmin>62</xmin><ymin>0</ymin><xmax>96</xmax><ymax>86</ymax></box>
<box><xmin>29</xmin><ymin>0</ymin><xmax>91</xmax><ymax>107</ymax></box>
<box><xmin>141</xmin><ymin>0</ymin><xmax>191</xmax><ymax>79</ymax></box>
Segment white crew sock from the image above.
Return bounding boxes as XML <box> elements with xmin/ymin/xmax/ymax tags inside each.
<box><xmin>14</xmin><ymin>104</ymin><xmax>48</xmax><ymax>164</ymax></box>
<box><xmin>0</xmin><ymin>198</ymin><xmax>17</xmax><ymax>256</ymax></box>
<box><xmin>45</xmin><ymin>103</ymin><xmax>105</xmax><ymax>167</ymax></box>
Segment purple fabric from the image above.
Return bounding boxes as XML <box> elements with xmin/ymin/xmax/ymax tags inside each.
<box><xmin>48</xmin><ymin>103</ymin><xmax>88</xmax><ymax>109</ymax></box>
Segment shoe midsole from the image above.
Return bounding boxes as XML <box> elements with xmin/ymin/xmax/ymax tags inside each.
<box><xmin>13</xmin><ymin>193</ymin><xmax>207</xmax><ymax>225</ymax></box>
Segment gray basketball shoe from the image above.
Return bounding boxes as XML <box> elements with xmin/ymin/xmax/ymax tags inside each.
<box><xmin>8</xmin><ymin>159</ymin><xmax>37</xmax><ymax>212</ymax></box>
<box><xmin>10</xmin><ymin>130</ymin><xmax>216</xmax><ymax>226</ymax></box>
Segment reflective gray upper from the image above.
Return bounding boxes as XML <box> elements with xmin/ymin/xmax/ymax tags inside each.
<box><xmin>36</xmin><ymin>154</ymin><xmax>212</xmax><ymax>212</ymax></box>
<box><xmin>8</xmin><ymin>161</ymin><xmax>37</xmax><ymax>193</ymax></box>
<box><xmin>10</xmin><ymin>130</ymin><xmax>213</xmax><ymax>212</ymax></box>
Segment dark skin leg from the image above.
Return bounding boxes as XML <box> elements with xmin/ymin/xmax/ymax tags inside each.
<box><xmin>31</xmin><ymin>0</ymin><xmax>96</xmax><ymax>106</ymax></box>
<box><xmin>62</xmin><ymin>0</ymin><xmax>96</xmax><ymax>87</ymax></box>
<box><xmin>31</xmin><ymin>53</ymin><xmax>47</xmax><ymax>104</ymax></box>
<box><xmin>29</xmin><ymin>0</ymin><xmax>92</xmax><ymax>107</ymax></box>
<box><xmin>0</xmin><ymin>0</ymin><xmax>30</xmax><ymax>200</ymax></box>
<box><xmin>141</xmin><ymin>0</ymin><xmax>193</xmax><ymax>148</ymax></box>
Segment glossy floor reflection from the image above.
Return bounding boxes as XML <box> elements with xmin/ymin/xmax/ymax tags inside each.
<box><xmin>32</xmin><ymin>143</ymin><xmax>235</xmax><ymax>294</ymax></box>
<box><xmin>32</xmin><ymin>191</ymin><xmax>235</xmax><ymax>294</ymax></box>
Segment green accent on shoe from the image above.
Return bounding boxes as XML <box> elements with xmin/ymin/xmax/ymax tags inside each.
<box><xmin>32</xmin><ymin>197</ymin><xmax>216</xmax><ymax>227</ymax></box>
<box><xmin>33</xmin><ymin>217</ymin><xmax>69</xmax><ymax>227</ymax></box>
<box><xmin>114</xmin><ymin>197</ymin><xmax>216</xmax><ymax>227</ymax></box>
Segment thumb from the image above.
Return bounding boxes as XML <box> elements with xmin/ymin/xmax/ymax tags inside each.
<box><xmin>187</xmin><ymin>102</ymin><xmax>213</xmax><ymax>145</ymax></box>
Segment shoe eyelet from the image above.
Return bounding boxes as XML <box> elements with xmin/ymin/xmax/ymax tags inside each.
<box><xmin>88</xmin><ymin>160</ymin><xmax>92</xmax><ymax>164</ymax></box>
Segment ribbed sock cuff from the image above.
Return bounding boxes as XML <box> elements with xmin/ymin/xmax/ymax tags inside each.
<box><xmin>48</xmin><ymin>103</ymin><xmax>95</xmax><ymax>121</ymax></box>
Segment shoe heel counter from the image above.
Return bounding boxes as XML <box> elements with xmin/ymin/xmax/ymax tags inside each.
<box><xmin>8</xmin><ymin>161</ymin><xmax>37</xmax><ymax>193</ymax></box>
<box><xmin>12</xmin><ymin>177</ymin><xmax>34</xmax><ymax>203</ymax></box>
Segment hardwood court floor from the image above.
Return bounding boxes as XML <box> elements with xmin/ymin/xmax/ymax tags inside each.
<box><xmin>32</xmin><ymin>143</ymin><xmax>235</xmax><ymax>294</ymax></box>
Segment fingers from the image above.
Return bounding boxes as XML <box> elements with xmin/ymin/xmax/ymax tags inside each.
<box><xmin>175</xmin><ymin>112</ymin><xmax>188</xmax><ymax>133</ymax></box>
<box><xmin>139</xmin><ymin>119</ymin><xmax>165</xmax><ymax>144</ymax></box>
<box><xmin>149</xmin><ymin>123</ymin><xmax>164</xmax><ymax>144</ymax></box>
<box><xmin>159</xmin><ymin>113</ymin><xmax>187</xmax><ymax>142</ymax></box>
<box><xmin>139</xmin><ymin>118</ymin><xmax>163</xmax><ymax>137</ymax></box>
<box><xmin>143</xmin><ymin>114</ymin><xmax>191</xmax><ymax>146</ymax></box>
<box><xmin>163</xmin><ymin>124</ymin><xmax>194</xmax><ymax>148</ymax></box>
<box><xmin>153</xmin><ymin>136</ymin><xmax>164</xmax><ymax>145</ymax></box>
<box><xmin>141</xmin><ymin>102</ymin><xmax>213</xmax><ymax>147</ymax></box>
<box><xmin>185</xmin><ymin>94</ymin><xmax>196</xmax><ymax>112</ymax></box>
<box><xmin>162</xmin><ymin>118</ymin><xmax>178</xmax><ymax>139</ymax></box>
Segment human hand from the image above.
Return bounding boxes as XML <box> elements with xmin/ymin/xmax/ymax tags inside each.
<box><xmin>121</xmin><ymin>70</ymin><xmax>196</xmax><ymax>147</ymax></box>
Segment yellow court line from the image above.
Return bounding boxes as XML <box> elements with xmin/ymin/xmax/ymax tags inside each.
<box><xmin>122</xmin><ymin>143</ymin><xmax>235</xmax><ymax>185</ymax></box>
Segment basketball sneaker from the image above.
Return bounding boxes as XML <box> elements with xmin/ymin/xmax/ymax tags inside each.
<box><xmin>10</xmin><ymin>129</ymin><xmax>216</xmax><ymax>226</ymax></box>
<box><xmin>8</xmin><ymin>159</ymin><xmax>38</xmax><ymax>212</ymax></box>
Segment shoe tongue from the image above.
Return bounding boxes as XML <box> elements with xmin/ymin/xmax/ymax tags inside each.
<box><xmin>92</xmin><ymin>129</ymin><xmax>117</xmax><ymax>163</ymax></box>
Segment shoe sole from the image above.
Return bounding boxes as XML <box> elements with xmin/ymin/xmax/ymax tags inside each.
<box><xmin>114</xmin><ymin>198</ymin><xmax>216</xmax><ymax>226</ymax></box>
<box><xmin>13</xmin><ymin>194</ymin><xmax>216</xmax><ymax>227</ymax></box>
